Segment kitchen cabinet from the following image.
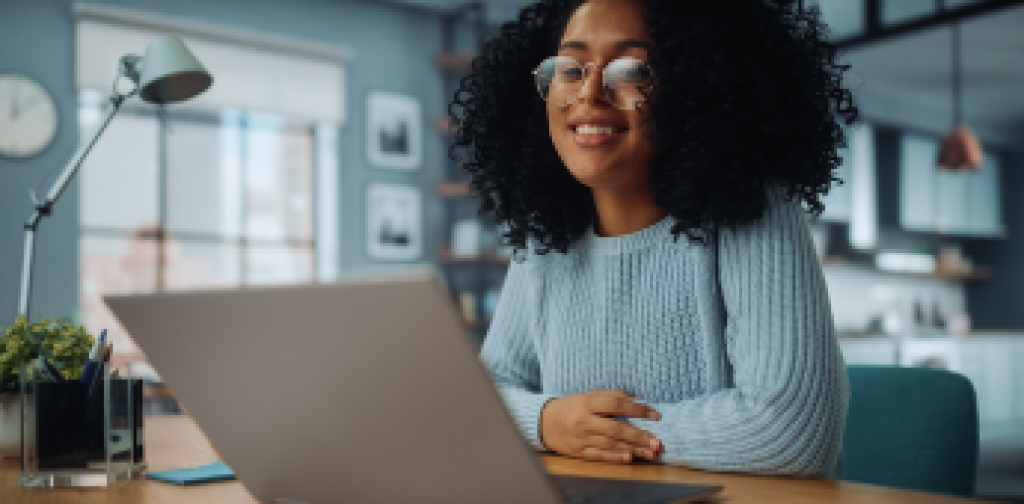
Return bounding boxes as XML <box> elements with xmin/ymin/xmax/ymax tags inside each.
<box><xmin>965</xmin><ymin>154</ymin><xmax>1002</xmax><ymax>236</ymax></box>
<box><xmin>1017</xmin><ymin>340</ymin><xmax>1024</xmax><ymax>421</ymax></box>
<box><xmin>839</xmin><ymin>338</ymin><xmax>896</xmax><ymax>365</ymax></box>
<box><xmin>900</xmin><ymin>338</ymin><xmax>961</xmax><ymax>368</ymax></box>
<box><xmin>900</xmin><ymin>133</ymin><xmax>1002</xmax><ymax>236</ymax></box>
<box><xmin>974</xmin><ymin>339</ymin><xmax>1015</xmax><ymax>422</ymax></box>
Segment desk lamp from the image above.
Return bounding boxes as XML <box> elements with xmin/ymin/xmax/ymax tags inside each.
<box><xmin>17</xmin><ymin>36</ymin><xmax>212</xmax><ymax>320</ymax></box>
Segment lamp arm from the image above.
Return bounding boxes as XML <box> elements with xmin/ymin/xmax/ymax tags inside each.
<box><xmin>17</xmin><ymin>93</ymin><xmax>129</xmax><ymax>320</ymax></box>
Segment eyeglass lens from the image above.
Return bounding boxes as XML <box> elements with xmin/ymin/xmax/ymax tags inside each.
<box><xmin>534</xmin><ymin>56</ymin><xmax>653</xmax><ymax>110</ymax></box>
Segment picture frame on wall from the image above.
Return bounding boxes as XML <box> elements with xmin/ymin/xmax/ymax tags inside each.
<box><xmin>366</xmin><ymin>182</ymin><xmax>422</xmax><ymax>261</ymax></box>
<box><xmin>366</xmin><ymin>90</ymin><xmax>422</xmax><ymax>170</ymax></box>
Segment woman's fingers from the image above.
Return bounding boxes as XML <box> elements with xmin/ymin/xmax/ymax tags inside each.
<box><xmin>586</xmin><ymin>393</ymin><xmax>661</xmax><ymax>420</ymax></box>
<box><xmin>580</xmin><ymin>446</ymin><xmax>634</xmax><ymax>464</ymax></box>
<box><xmin>588</xmin><ymin>416</ymin><xmax>662</xmax><ymax>454</ymax></box>
<box><xmin>539</xmin><ymin>390</ymin><xmax>664</xmax><ymax>464</ymax></box>
<box><xmin>581</xmin><ymin>435</ymin><xmax>659</xmax><ymax>461</ymax></box>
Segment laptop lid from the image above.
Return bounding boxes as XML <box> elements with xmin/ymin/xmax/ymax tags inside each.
<box><xmin>105</xmin><ymin>269</ymin><xmax>563</xmax><ymax>503</ymax></box>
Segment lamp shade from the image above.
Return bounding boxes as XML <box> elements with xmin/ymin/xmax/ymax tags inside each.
<box><xmin>137</xmin><ymin>36</ymin><xmax>212</xmax><ymax>104</ymax></box>
<box><xmin>937</xmin><ymin>125</ymin><xmax>984</xmax><ymax>170</ymax></box>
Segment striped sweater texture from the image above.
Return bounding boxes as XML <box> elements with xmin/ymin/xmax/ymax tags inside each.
<box><xmin>479</xmin><ymin>194</ymin><xmax>849</xmax><ymax>478</ymax></box>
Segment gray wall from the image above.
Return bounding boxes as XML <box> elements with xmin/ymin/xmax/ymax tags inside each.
<box><xmin>0</xmin><ymin>0</ymin><xmax>446</xmax><ymax>324</ymax></box>
<box><xmin>0</xmin><ymin>0</ymin><xmax>80</xmax><ymax>324</ymax></box>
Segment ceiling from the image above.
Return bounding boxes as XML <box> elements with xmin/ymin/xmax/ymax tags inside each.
<box><xmin>379</xmin><ymin>0</ymin><xmax>535</xmax><ymax>24</ymax></box>
<box><xmin>838</xmin><ymin>4</ymin><xmax>1024</xmax><ymax>146</ymax></box>
<box><xmin>816</xmin><ymin>0</ymin><xmax>1024</xmax><ymax>146</ymax></box>
<box><xmin>384</xmin><ymin>0</ymin><xmax>1024</xmax><ymax>146</ymax></box>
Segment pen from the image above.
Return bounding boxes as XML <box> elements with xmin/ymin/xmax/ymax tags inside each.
<box><xmin>88</xmin><ymin>343</ymin><xmax>113</xmax><ymax>400</ymax></box>
<box><xmin>81</xmin><ymin>329</ymin><xmax>107</xmax><ymax>385</ymax></box>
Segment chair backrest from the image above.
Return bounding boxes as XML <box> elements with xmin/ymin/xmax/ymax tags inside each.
<box><xmin>843</xmin><ymin>365</ymin><xmax>979</xmax><ymax>497</ymax></box>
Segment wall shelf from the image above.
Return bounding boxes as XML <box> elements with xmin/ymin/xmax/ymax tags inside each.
<box><xmin>437</xmin><ymin>13</ymin><xmax>505</xmax><ymax>343</ymax></box>
<box><xmin>437</xmin><ymin>180</ymin><xmax>473</xmax><ymax>198</ymax></box>
<box><xmin>929</xmin><ymin>266</ymin><xmax>993</xmax><ymax>281</ymax></box>
<box><xmin>819</xmin><ymin>255</ymin><xmax>848</xmax><ymax>266</ymax></box>
<box><xmin>438</xmin><ymin>246</ymin><xmax>510</xmax><ymax>264</ymax></box>
<box><xmin>435</xmin><ymin>115</ymin><xmax>457</xmax><ymax>134</ymax></box>
<box><xmin>820</xmin><ymin>254</ymin><xmax>993</xmax><ymax>281</ymax></box>
<box><xmin>436</xmin><ymin>52</ymin><xmax>475</xmax><ymax>72</ymax></box>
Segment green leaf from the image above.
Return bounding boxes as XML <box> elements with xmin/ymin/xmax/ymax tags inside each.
<box><xmin>0</xmin><ymin>316</ymin><xmax>98</xmax><ymax>387</ymax></box>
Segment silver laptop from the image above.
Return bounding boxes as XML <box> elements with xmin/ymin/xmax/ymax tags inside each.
<box><xmin>105</xmin><ymin>269</ymin><xmax>722</xmax><ymax>503</ymax></box>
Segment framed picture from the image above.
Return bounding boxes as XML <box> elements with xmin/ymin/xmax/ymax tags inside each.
<box><xmin>366</xmin><ymin>90</ymin><xmax>422</xmax><ymax>169</ymax></box>
<box><xmin>366</xmin><ymin>183</ymin><xmax>422</xmax><ymax>261</ymax></box>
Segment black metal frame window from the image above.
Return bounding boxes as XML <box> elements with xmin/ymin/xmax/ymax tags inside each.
<box><xmin>77</xmin><ymin>88</ymin><xmax>317</xmax><ymax>355</ymax></box>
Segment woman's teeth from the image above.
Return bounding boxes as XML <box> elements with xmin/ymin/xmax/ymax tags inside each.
<box><xmin>575</xmin><ymin>125</ymin><xmax>618</xmax><ymax>134</ymax></box>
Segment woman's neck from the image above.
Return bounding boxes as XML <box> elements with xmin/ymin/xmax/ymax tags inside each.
<box><xmin>591</xmin><ymin>186</ymin><xmax>667</xmax><ymax>238</ymax></box>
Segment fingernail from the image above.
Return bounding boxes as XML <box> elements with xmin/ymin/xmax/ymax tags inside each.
<box><xmin>622</xmin><ymin>453</ymin><xmax>631</xmax><ymax>463</ymax></box>
<box><xmin>648</xmin><ymin>439</ymin><xmax>660</xmax><ymax>450</ymax></box>
<box><xmin>647</xmin><ymin>411</ymin><xmax>660</xmax><ymax>421</ymax></box>
<box><xmin>642</xmin><ymin>449</ymin><xmax>654</xmax><ymax>459</ymax></box>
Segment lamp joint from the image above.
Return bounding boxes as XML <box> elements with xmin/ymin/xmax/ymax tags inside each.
<box><xmin>119</xmin><ymin>54</ymin><xmax>143</xmax><ymax>84</ymax></box>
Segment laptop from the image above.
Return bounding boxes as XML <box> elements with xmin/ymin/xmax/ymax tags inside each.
<box><xmin>105</xmin><ymin>269</ymin><xmax>723</xmax><ymax>503</ymax></box>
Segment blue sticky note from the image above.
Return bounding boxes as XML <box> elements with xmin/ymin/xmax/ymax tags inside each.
<box><xmin>146</xmin><ymin>460</ymin><xmax>236</xmax><ymax>485</ymax></box>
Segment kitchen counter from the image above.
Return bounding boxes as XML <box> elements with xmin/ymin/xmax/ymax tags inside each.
<box><xmin>839</xmin><ymin>332</ymin><xmax>1024</xmax><ymax>339</ymax></box>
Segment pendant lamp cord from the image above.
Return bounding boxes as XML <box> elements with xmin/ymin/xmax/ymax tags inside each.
<box><xmin>939</xmin><ymin>0</ymin><xmax>962</xmax><ymax>127</ymax></box>
<box><xmin>953</xmin><ymin>20</ymin><xmax>961</xmax><ymax>126</ymax></box>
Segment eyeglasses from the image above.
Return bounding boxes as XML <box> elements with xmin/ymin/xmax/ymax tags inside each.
<box><xmin>532</xmin><ymin>56</ymin><xmax>655</xmax><ymax>110</ymax></box>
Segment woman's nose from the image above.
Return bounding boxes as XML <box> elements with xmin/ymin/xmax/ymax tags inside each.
<box><xmin>576</xmin><ymin>64</ymin><xmax>609</xmax><ymax>105</ymax></box>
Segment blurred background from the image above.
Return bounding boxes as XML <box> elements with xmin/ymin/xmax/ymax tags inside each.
<box><xmin>0</xmin><ymin>0</ymin><xmax>1021</xmax><ymax>500</ymax></box>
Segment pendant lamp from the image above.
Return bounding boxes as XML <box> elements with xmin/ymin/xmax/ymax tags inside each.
<box><xmin>937</xmin><ymin>21</ymin><xmax>983</xmax><ymax>170</ymax></box>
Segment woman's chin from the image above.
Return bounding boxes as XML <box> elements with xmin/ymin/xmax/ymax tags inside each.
<box><xmin>566</xmin><ymin>169</ymin><xmax>610</xmax><ymax>189</ymax></box>
<box><xmin>566</xmin><ymin>162</ymin><xmax>634</xmax><ymax>190</ymax></box>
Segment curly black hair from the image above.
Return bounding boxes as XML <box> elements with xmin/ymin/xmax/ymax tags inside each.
<box><xmin>449</xmin><ymin>0</ymin><xmax>859</xmax><ymax>254</ymax></box>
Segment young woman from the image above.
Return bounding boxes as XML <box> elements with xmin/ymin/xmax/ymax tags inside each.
<box><xmin>450</xmin><ymin>0</ymin><xmax>858</xmax><ymax>478</ymax></box>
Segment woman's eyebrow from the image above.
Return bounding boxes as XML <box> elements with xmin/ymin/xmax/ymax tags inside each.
<box><xmin>558</xmin><ymin>40</ymin><xmax>588</xmax><ymax>51</ymax></box>
<box><xmin>614</xmin><ymin>39</ymin><xmax>652</xmax><ymax>51</ymax></box>
<box><xmin>558</xmin><ymin>39</ymin><xmax>652</xmax><ymax>52</ymax></box>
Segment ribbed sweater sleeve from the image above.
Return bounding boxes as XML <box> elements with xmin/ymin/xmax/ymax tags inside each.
<box><xmin>479</xmin><ymin>258</ymin><xmax>557</xmax><ymax>450</ymax></box>
<box><xmin>632</xmin><ymin>197</ymin><xmax>849</xmax><ymax>476</ymax></box>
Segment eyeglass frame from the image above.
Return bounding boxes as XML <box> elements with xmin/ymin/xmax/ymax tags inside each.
<box><xmin>531</xmin><ymin>55</ymin><xmax>656</xmax><ymax>110</ymax></box>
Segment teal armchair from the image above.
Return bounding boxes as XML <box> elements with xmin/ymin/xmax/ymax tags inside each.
<box><xmin>843</xmin><ymin>365</ymin><xmax>979</xmax><ymax>497</ymax></box>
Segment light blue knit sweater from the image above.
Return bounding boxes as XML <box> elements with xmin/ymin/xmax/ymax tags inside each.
<box><xmin>479</xmin><ymin>194</ymin><xmax>849</xmax><ymax>478</ymax></box>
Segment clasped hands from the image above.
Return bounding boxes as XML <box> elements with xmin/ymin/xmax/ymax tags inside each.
<box><xmin>539</xmin><ymin>389</ymin><xmax>662</xmax><ymax>464</ymax></box>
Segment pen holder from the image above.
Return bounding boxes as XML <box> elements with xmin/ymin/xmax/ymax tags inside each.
<box><xmin>17</xmin><ymin>361</ymin><xmax>145</xmax><ymax>487</ymax></box>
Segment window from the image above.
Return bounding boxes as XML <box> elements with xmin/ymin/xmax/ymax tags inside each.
<box><xmin>74</xmin><ymin>9</ymin><xmax>346</xmax><ymax>374</ymax></box>
<box><xmin>79</xmin><ymin>90</ymin><xmax>320</xmax><ymax>359</ymax></box>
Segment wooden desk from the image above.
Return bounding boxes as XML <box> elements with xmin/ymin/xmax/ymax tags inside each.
<box><xmin>2</xmin><ymin>415</ymin><xmax>990</xmax><ymax>503</ymax></box>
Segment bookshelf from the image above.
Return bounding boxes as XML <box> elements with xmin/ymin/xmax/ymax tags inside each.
<box><xmin>437</xmin><ymin>5</ymin><xmax>506</xmax><ymax>343</ymax></box>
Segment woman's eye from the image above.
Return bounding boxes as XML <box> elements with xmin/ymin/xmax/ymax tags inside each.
<box><xmin>559</xmin><ymin>67</ymin><xmax>584</xmax><ymax>80</ymax></box>
<box><xmin>617</xmin><ymin>67</ymin><xmax>650</xmax><ymax>83</ymax></box>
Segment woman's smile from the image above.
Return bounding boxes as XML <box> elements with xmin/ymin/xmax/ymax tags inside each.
<box><xmin>570</xmin><ymin>116</ymin><xmax>630</xmax><ymax>147</ymax></box>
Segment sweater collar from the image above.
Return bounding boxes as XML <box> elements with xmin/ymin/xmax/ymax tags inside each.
<box><xmin>583</xmin><ymin>214</ymin><xmax>677</xmax><ymax>255</ymax></box>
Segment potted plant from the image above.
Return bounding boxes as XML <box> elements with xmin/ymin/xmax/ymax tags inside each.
<box><xmin>1</xmin><ymin>316</ymin><xmax>96</xmax><ymax>458</ymax></box>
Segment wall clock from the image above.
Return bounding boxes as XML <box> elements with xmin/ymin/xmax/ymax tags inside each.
<box><xmin>0</xmin><ymin>72</ymin><xmax>60</xmax><ymax>158</ymax></box>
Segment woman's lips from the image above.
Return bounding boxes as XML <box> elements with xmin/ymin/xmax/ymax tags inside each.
<box><xmin>571</xmin><ymin>125</ymin><xmax>627</xmax><ymax>147</ymax></box>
